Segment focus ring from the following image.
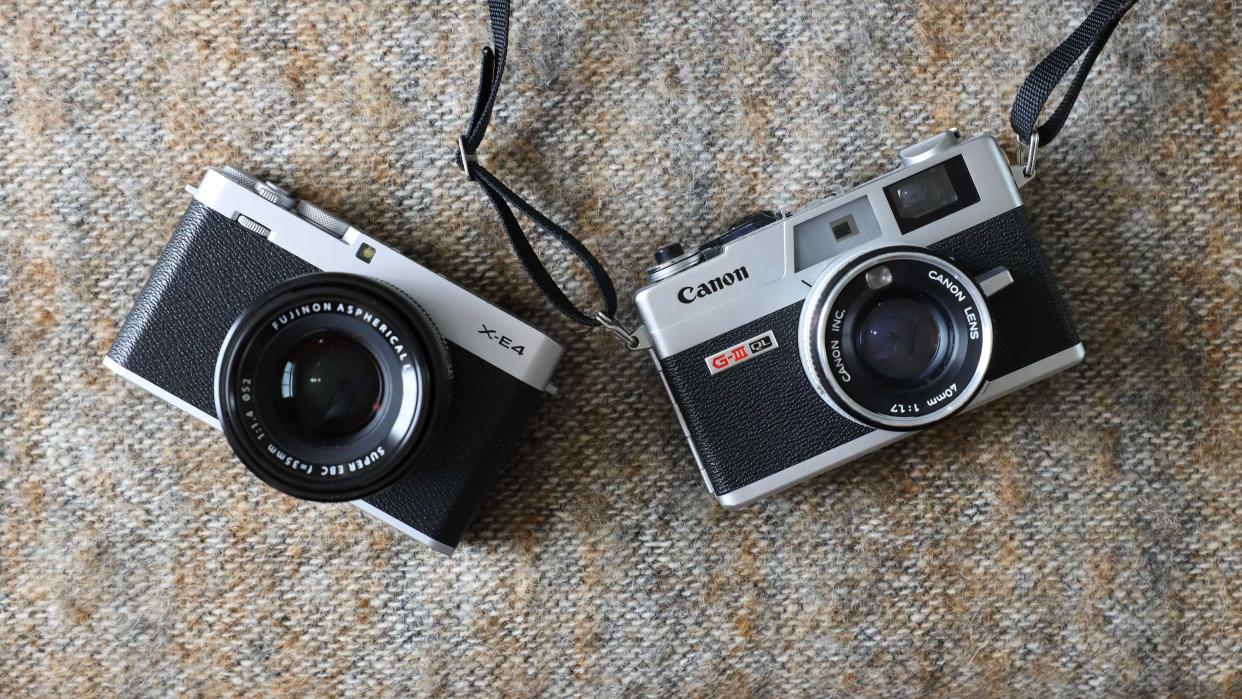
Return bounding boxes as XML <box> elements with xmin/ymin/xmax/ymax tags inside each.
<box><xmin>798</xmin><ymin>247</ymin><xmax>994</xmax><ymax>430</ymax></box>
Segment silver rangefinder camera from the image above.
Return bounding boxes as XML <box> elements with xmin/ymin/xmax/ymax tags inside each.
<box><xmin>635</xmin><ymin>130</ymin><xmax>1084</xmax><ymax>507</ymax></box>
<box><xmin>105</xmin><ymin>166</ymin><xmax>563</xmax><ymax>554</ymax></box>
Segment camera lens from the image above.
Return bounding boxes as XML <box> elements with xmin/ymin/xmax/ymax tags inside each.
<box><xmin>278</xmin><ymin>331</ymin><xmax>384</xmax><ymax>441</ymax></box>
<box><xmin>216</xmin><ymin>273</ymin><xmax>451</xmax><ymax>502</ymax></box>
<box><xmin>799</xmin><ymin>248</ymin><xmax>994</xmax><ymax>430</ymax></box>
<box><xmin>856</xmin><ymin>296</ymin><xmax>945</xmax><ymax>382</ymax></box>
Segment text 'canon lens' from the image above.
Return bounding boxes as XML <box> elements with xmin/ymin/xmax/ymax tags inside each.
<box><xmin>799</xmin><ymin>248</ymin><xmax>994</xmax><ymax>430</ymax></box>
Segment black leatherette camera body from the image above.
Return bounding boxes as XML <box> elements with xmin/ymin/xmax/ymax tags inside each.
<box><xmin>108</xmin><ymin>200</ymin><xmax>543</xmax><ymax>548</ymax></box>
<box><xmin>658</xmin><ymin>206</ymin><xmax>1079</xmax><ymax>497</ymax></box>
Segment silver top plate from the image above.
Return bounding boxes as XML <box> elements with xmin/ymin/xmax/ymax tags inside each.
<box><xmin>635</xmin><ymin>134</ymin><xmax>1023</xmax><ymax>358</ymax></box>
<box><xmin>192</xmin><ymin>168</ymin><xmax>564</xmax><ymax>392</ymax></box>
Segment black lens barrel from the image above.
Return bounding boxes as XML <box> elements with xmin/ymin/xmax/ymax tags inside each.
<box><xmin>215</xmin><ymin>273</ymin><xmax>451</xmax><ymax>502</ymax></box>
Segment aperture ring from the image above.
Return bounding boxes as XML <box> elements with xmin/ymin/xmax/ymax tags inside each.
<box><xmin>799</xmin><ymin>248</ymin><xmax>994</xmax><ymax>430</ymax></box>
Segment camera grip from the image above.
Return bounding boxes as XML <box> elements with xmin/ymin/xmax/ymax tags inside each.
<box><xmin>108</xmin><ymin>200</ymin><xmax>316</xmax><ymax>415</ymax></box>
<box><xmin>361</xmin><ymin>343</ymin><xmax>543</xmax><ymax>549</ymax></box>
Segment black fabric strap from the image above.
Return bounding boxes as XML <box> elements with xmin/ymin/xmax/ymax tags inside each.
<box><xmin>456</xmin><ymin>0</ymin><xmax>617</xmax><ymax>328</ymax></box>
<box><xmin>1010</xmin><ymin>0</ymin><xmax>1140</xmax><ymax>146</ymax></box>
<box><xmin>458</xmin><ymin>0</ymin><xmax>1141</xmax><ymax>327</ymax></box>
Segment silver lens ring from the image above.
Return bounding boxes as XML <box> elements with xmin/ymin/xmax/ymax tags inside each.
<box><xmin>798</xmin><ymin>247</ymin><xmax>994</xmax><ymax>430</ymax></box>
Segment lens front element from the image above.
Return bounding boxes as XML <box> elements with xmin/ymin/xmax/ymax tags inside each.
<box><xmin>278</xmin><ymin>330</ymin><xmax>385</xmax><ymax>441</ymax></box>
<box><xmin>216</xmin><ymin>273</ymin><xmax>451</xmax><ymax>502</ymax></box>
<box><xmin>856</xmin><ymin>296</ymin><xmax>947</xmax><ymax>383</ymax></box>
<box><xmin>799</xmin><ymin>248</ymin><xmax>993</xmax><ymax>430</ymax></box>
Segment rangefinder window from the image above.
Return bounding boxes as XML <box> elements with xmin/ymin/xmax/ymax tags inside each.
<box><xmin>793</xmin><ymin>195</ymin><xmax>882</xmax><ymax>272</ymax></box>
<box><xmin>884</xmin><ymin>155</ymin><xmax>979</xmax><ymax>233</ymax></box>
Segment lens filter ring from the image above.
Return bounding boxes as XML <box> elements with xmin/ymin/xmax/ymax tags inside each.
<box><xmin>798</xmin><ymin>247</ymin><xmax>993</xmax><ymax>430</ymax></box>
<box><xmin>215</xmin><ymin>272</ymin><xmax>451</xmax><ymax>501</ymax></box>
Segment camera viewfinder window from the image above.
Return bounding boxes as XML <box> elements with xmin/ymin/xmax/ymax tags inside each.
<box><xmin>883</xmin><ymin>155</ymin><xmax>980</xmax><ymax>233</ymax></box>
<box><xmin>793</xmin><ymin>197</ymin><xmax>882</xmax><ymax>272</ymax></box>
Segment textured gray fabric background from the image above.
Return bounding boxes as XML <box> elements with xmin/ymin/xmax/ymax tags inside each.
<box><xmin>1</xmin><ymin>1</ymin><xmax>1239</xmax><ymax>696</ymax></box>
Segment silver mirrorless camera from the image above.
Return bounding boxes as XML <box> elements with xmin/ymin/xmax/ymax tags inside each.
<box><xmin>105</xmin><ymin>167</ymin><xmax>563</xmax><ymax>554</ymax></box>
<box><xmin>635</xmin><ymin>130</ymin><xmax>1084</xmax><ymax>506</ymax></box>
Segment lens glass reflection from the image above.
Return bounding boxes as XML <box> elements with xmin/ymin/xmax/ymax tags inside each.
<box><xmin>856</xmin><ymin>296</ymin><xmax>943</xmax><ymax>382</ymax></box>
<box><xmin>279</xmin><ymin>331</ymin><xmax>383</xmax><ymax>440</ymax></box>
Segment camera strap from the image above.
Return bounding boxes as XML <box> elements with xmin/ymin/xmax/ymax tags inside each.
<box><xmin>456</xmin><ymin>0</ymin><xmax>645</xmax><ymax>347</ymax></box>
<box><xmin>1009</xmin><ymin>0</ymin><xmax>1141</xmax><ymax>177</ymax></box>
<box><xmin>456</xmin><ymin>0</ymin><xmax>1142</xmax><ymax>350</ymax></box>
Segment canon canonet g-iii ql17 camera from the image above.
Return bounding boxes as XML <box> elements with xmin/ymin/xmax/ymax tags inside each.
<box><xmin>636</xmin><ymin>130</ymin><xmax>1084</xmax><ymax>506</ymax></box>
<box><xmin>105</xmin><ymin>167</ymin><xmax>563</xmax><ymax>554</ymax></box>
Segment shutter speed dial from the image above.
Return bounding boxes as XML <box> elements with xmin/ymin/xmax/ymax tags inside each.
<box><xmin>255</xmin><ymin>181</ymin><xmax>297</xmax><ymax>210</ymax></box>
<box><xmin>220</xmin><ymin>168</ymin><xmax>360</xmax><ymax>240</ymax></box>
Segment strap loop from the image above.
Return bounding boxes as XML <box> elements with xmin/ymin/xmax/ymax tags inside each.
<box><xmin>1019</xmin><ymin>130</ymin><xmax>1040</xmax><ymax>179</ymax></box>
<box><xmin>595</xmin><ymin>311</ymin><xmax>649</xmax><ymax>351</ymax></box>
<box><xmin>1010</xmin><ymin>0</ymin><xmax>1140</xmax><ymax>148</ymax></box>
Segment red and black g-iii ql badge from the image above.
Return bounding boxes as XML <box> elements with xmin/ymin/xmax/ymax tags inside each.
<box><xmin>705</xmin><ymin>331</ymin><xmax>779</xmax><ymax>375</ymax></box>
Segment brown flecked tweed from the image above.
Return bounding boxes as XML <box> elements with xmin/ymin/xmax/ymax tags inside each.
<box><xmin>1</xmin><ymin>1</ymin><xmax>1239</xmax><ymax>696</ymax></box>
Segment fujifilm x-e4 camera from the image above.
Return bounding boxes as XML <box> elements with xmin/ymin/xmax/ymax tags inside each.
<box><xmin>105</xmin><ymin>167</ymin><xmax>563</xmax><ymax>554</ymax></box>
